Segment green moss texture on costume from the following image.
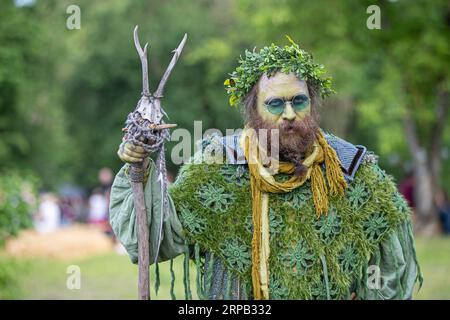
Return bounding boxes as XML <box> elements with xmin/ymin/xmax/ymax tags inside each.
<box><xmin>169</xmin><ymin>154</ymin><xmax>415</xmax><ymax>299</ymax></box>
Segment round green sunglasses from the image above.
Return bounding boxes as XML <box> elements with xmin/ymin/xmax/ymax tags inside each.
<box><xmin>264</xmin><ymin>94</ymin><xmax>310</xmax><ymax>115</ymax></box>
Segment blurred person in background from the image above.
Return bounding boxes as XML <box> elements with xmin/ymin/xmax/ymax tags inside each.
<box><xmin>99</xmin><ymin>167</ymin><xmax>114</xmax><ymax>200</ymax></box>
<box><xmin>97</xmin><ymin>167</ymin><xmax>116</xmax><ymax>239</ymax></box>
<box><xmin>59</xmin><ymin>197</ymin><xmax>77</xmax><ymax>226</ymax></box>
<box><xmin>399</xmin><ymin>170</ymin><xmax>415</xmax><ymax>211</ymax></box>
<box><xmin>91</xmin><ymin>168</ymin><xmax>124</xmax><ymax>253</ymax></box>
<box><xmin>436</xmin><ymin>190</ymin><xmax>450</xmax><ymax>234</ymax></box>
<box><xmin>58</xmin><ymin>184</ymin><xmax>89</xmax><ymax>223</ymax></box>
<box><xmin>34</xmin><ymin>192</ymin><xmax>61</xmax><ymax>234</ymax></box>
<box><xmin>88</xmin><ymin>187</ymin><xmax>108</xmax><ymax>226</ymax></box>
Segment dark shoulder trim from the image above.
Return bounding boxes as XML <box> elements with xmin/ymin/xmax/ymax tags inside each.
<box><xmin>324</xmin><ymin>132</ymin><xmax>367</xmax><ymax>181</ymax></box>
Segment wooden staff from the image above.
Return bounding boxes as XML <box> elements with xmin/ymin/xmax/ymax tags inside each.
<box><xmin>123</xmin><ymin>26</ymin><xmax>187</xmax><ymax>300</ymax></box>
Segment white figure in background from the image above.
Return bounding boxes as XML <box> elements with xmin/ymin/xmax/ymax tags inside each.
<box><xmin>34</xmin><ymin>192</ymin><xmax>61</xmax><ymax>234</ymax></box>
<box><xmin>88</xmin><ymin>188</ymin><xmax>108</xmax><ymax>225</ymax></box>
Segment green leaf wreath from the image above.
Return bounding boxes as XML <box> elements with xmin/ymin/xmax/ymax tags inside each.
<box><xmin>224</xmin><ymin>36</ymin><xmax>335</xmax><ymax>107</ymax></box>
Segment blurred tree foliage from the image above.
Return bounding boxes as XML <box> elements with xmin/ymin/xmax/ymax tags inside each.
<box><xmin>0</xmin><ymin>171</ymin><xmax>38</xmax><ymax>245</ymax></box>
<box><xmin>0</xmin><ymin>170</ymin><xmax>37</xmax><ymax>298</ymax></box>
<box><xmin>0</xmin><ymin>0</ymin><xmax>74</xmax><ymax>187</ymax></box>
<box><xmin>0</xmin><ymin>0</ymin><xmax>449</xmax><ymax>227</ymax></box>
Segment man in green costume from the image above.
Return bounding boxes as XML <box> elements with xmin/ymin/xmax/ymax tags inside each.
<box><xmin>110</xmin><ymin>39</ymin><xmax>422</xmax><ymax>300</ymax></box>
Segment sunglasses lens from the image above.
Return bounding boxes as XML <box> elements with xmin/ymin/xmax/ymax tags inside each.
<box><xmin>266</xmin><ymin>98</ymin><xmax>285</xmax><ymax>115</ymax></box>
<box><xmin>292</xmin><ymin>94</ymin><xmax>309</xmax><ymax>111</ymax></box>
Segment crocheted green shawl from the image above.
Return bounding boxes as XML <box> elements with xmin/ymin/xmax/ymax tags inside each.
<box><xmin>169</xmin><ymin>153</ymin><xmax>417</xmax><ymax>299</ymax></box>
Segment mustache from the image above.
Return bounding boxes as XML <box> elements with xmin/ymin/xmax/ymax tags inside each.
<box><xmin>248</xmin><ymin>115</ymin><xmax>318</xmax><ymax>151</ymax></box>
<box><xmin>278</xmin><ymin>116</ymin><xmax>318</xmax><ymax>136</ymax></box>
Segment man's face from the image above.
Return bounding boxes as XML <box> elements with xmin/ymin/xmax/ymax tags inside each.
<box><xmin>248</xmin><ymin>71</ymin><xmax>318</xmax><ymax>170</ymax></box>
<box><xmin>256</xmin><ymin>71</ymin><xmax>311</xmax><ymax>127</ymax></box>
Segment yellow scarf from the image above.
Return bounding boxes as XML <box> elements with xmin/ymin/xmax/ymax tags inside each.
<box><xmin>240</xmin><ymin>127</ymin><xmax>347</xmax><ymax>300</ymax></box>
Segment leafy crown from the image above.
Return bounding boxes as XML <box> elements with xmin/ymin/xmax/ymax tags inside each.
<box><xmin>224</xmin><ymin>36</ymin><xmax>335</xmax><ymax>107</ymax></box>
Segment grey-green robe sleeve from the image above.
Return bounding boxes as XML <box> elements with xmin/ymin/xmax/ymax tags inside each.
<box><xmin>355</xmin><ymin>218</ymin><xmax>423</xmax><ymax>300</ymax></box>
<box><xmin>109</xmin><ymin>160</ymin><xmax>186</xmax><ymax>264</ymax></box>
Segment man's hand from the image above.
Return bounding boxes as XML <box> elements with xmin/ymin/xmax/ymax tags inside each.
<box><xmin>118</xmin><ymin>141</ymin><xmax>149</xmax><ymax>163</ymax></box>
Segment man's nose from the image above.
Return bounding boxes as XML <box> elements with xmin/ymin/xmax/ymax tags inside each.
<box><xmin>282</xmin><ymin>102</ymin><xmax>296</xmax><ymax>121</ymax></box>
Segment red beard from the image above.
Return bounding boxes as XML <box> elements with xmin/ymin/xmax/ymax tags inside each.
<box><xmin>247</xmin><ymin>112</ymin><xmax>319</xmax><ymax>176</ymax></box>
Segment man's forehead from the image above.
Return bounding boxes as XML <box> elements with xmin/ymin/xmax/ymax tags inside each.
<box><xmin>258</xmin><ymin>72</ymin><xmax>309</xmax><ymax>98</ymax></box>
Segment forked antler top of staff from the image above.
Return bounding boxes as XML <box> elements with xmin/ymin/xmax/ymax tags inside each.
<box><xmin>154</xmin><ymin>33</ymin><xmax>187</xmax><ymax>98</ymax></box>
<box><xmin>133</xmin><ymin>25</ymin><xmax>187</xmax><ymax>99</ymax></box>
<box><xmin>133</xmin><ymin>26</ymin><xmax>150</xmax><ymax>97</ymax></box>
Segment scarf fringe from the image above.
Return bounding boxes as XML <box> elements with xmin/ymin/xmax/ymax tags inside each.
<box><xmin>318</xmin><ymin>132</ymin><xmax>347</xmax><ymax>197</ymax></box>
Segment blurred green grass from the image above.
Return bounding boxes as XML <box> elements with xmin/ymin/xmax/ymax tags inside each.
<box><xmin>414</xmin><ymin>237</ymin><xmax>450</xmax><ymax>300</ymax></box>
<box><xmin>2</xmin><ymin>237</ymin><xmax>450</xmax><ymax>300</ymax></box>
<box><xmin>8</xmin><ymin>254</ymin><xmax>196</xmax><ymax>300</ymax></box>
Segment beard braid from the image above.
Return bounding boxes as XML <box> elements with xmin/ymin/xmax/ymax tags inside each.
<box><xmin>247</xmin><ymin>110</ymin><xmax>319</xmax><ymax>177</ymax></box>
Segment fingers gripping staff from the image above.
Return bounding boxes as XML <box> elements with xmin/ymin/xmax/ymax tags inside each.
<box><xmin>121</xmin><ymin>25</ymin><xmax>187</xmax><ymax>300</ymax></box>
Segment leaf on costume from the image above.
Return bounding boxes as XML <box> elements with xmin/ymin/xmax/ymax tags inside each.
<box><xmin>196</xmin><ymin>182</ymin><xmax>235</xmax><ymax>213</ymax></box>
